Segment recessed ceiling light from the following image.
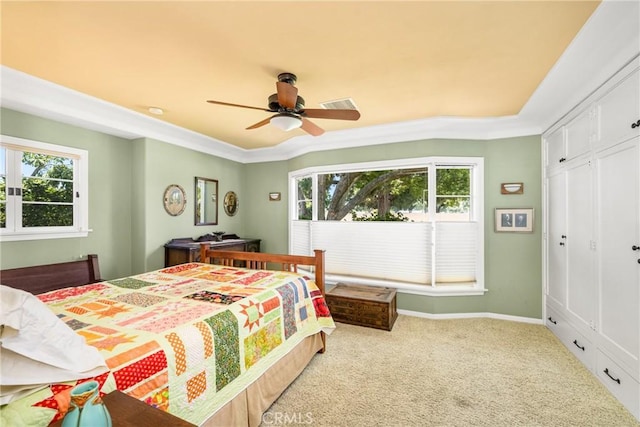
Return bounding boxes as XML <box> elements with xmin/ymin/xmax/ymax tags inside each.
<box><xmin>148</xmin><ymin>107</ymin><xmax>164</xmax><ymax>115</ymax></box>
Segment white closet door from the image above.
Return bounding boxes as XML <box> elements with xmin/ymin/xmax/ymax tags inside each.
<box><xmin>566</xmin><ymin>160</ymin><xmax>595</xmax><ymax>328</ymax></box>
<box><xmin>547</xmin><ymin>171</ymin><xmax>567</xmax><ymax>308</ymax></box>
<box><xmin>596</xmin><ymin>137</ymin><xmax>640</xmax><ymax>370</ymax></box>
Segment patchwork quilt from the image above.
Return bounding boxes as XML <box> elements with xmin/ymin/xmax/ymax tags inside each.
<box><xmin>0</xmin><ymin>263</ymin><xmax>335</xmax><ymax>426</ymax></box>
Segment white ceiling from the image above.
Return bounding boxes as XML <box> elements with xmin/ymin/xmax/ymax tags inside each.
<box><xmin>1</xmin><ymin>1</ymin><xmax>639</xmax><ymax>163</ymax></box>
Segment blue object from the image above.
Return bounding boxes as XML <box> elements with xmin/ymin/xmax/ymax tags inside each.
<box><xmin>61</xmin><ymin>381</ymin><xmax>112</xmax><ymax>427</ymax></box>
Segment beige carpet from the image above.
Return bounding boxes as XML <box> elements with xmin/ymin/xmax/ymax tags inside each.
<box><xmin>263</xmin><ymin>315</ymin><xmax>640</xmax><ymax>427</ymax></box>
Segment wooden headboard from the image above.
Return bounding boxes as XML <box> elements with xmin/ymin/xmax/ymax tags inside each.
<box><xmin>0</xmin><ymin>254</ymin><xmax>101</xmax><ymax>295</ymax></box>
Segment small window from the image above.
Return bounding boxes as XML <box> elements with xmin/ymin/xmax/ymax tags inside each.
<box><xmin>435</xmin><ymin>167</ymin><xmax>471</xmax><ymax>221</ymax></box>
<box><xmin>1</xmin><ymin>135</ymin><xmax>89</xmax><ymax>241</ymax></box>
<box><xmin>296</xmin><ymin>176</ymin><xmax>312</xmax><ymax>220</ymax></box>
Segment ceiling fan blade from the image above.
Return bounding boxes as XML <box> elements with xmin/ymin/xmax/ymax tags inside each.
<box><xmin>300</xmin><ymin>118</ymin><xmax>325</xmax><ymax>136</ymax></box>
<box><xmin>246</xmin><ymin>116</ymin><xmax>273</xmax><ymax>130</ymax></box>
<box><xmin>207</xmin><ymin>100</ymin><xmax>270</xmax><ymax>112</ymax></box>
<box><xmin>300</xmin><ymin>108</ymin><xmax>361</xmax><ymax>121</ymax></box>
<box><xmin>276</xmin><ymin>81</ymin><xmax>298</xmax><ymax>109</ymax></box>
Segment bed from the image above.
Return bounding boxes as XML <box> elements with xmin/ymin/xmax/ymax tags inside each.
<box><xmin>0</xmin><ymin>248</ymin><xmax>334</xmax><ymax>427</ymax></box>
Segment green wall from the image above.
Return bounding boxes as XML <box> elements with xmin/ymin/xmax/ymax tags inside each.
<box><xmin>1</xmin><ymin>108</ymin><xmax>542</xmax><ymax>319</ymax></box>
<box><xmin>132</xmin><ymin>137</ymin><xmax>245</xmax><ymax>273</ymax></box>
<box><xmin>0</xmin><ymin>109</ymin><xmax>242</xmax><ymax>277</ymax></box>
<box><xmin>0</xmin><ymin>109</ymin><xmax>134</xmax><ymax>279</ymax></box>
<box><xmin>244</xmin><ymin>136</ymin><xmax>543</xmax><ymax>319</ymax></box>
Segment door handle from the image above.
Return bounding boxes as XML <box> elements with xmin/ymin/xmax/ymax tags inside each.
<box><xmin>632</xmin><ymin>245</ymin><xmax>640</xmax><ymax>251</ymax></box>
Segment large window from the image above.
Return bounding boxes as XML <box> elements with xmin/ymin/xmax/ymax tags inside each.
<box><xmin>1</xmin><ymin>135</ymin><xmax>89</xmax><ymax>241</ymax></box>
<box><xmin>289</xmin><ymin>157</ymin><xmax>484</xmax><ymax>296</ymax></box>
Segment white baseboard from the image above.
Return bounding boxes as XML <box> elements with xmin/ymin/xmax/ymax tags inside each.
<box><xmin>397</xmin><ymin>309</ymin><xmax>543</xmax><ymax>325</ymax></box>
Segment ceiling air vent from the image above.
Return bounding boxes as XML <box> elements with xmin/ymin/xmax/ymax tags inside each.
<box><xmin>319</xmin><ymin>98</ymin><xmax>358</xmax><ymax>110</ymax></box>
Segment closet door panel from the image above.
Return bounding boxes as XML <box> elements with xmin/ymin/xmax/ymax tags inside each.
<box><xmin>545</xmin><ymin>127</ymin><xmax>566</xmax><ymax>171</ymax></box>
<box><xmin>596</xmin><ymin>138</ymin><xmax>640</xmax><ymax>371</ymax></box>
<box><xmin>566</xmin><ymin>110</ymin><xmax>592</xmax><ymax>161</ymax></box>
<box><xmin>547</xmin><ymin>172</ymin><xmax>567</xmax><ymax>309</ymax></box>
<box><xmin>566</xmin><ymin>161</ymin><xmax>595</xmax><ymax>328</ymax></box>
<box><xmin>597</xmin><ymin>68</ymin><xmax>640</xmax><ymax>149</ymax></box>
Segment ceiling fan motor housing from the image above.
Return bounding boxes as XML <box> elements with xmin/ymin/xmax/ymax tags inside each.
<box><xmin>277</xmin><ymin>72</ymin><xmax>297</xmax><ymax>85</ymax></box>
<box><xmin>268</xmin><ymin>93</ymin><xmax>305</xmax><ymax>112</ymax></box>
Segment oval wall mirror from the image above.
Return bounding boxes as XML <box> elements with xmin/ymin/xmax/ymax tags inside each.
<box><xmin>194</xmin><ymin>177</ymin><xmax>218</xmax><ymax>225</ymax></box>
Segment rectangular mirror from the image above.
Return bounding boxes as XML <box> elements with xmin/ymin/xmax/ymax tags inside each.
<box><xmin>195</xmin><ymin>177</ymin><xmax>218</xmax><ymax>225</ymax></box>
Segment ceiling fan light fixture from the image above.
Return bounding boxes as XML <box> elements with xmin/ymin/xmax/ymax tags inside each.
<box><xmin>270</xmin><ymin>113</ymin><xmax>302</xmax><ymax>131</ymax></box>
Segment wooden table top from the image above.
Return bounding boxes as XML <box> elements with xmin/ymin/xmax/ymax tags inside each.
<box><xmin>51</xmin><ymin>390</ymin><xmax>196</xmax><ymax>427</ymax></box>
<box><xmin>327</xmin><ymin>283</ymin><xmax>396</xmax><ymax>302</ymax></box>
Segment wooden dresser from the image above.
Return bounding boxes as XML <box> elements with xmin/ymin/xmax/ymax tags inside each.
<box><xmin>164</xmin><ymin>236</ymin><xmax>260</xmax><ymax>267</ymax></box>
<box><xmin>326</xmin><ymin>283</ymin><xmax>397</xmax><ymax>331</ymax></box>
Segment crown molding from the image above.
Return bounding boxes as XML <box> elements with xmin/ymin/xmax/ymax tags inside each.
<box><xmin>1</xmin><ymin>0</ymin><xmax>637</xmax><ymax>164</ymax></box>
<box><xmin>241</xmin><ymin>115</ymin><xmax>542</xmax><ymax>163</ymax></box>
<box><xmin>0</xmin><ymin>67</ymin><xmax>248</xmax><ymax>163</ymax></box>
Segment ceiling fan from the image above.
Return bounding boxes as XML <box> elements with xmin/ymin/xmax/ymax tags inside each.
<box><xmin>206</xmin><ymin>72</ymin><xmax>360</xmax><ymax>136</ymax></box>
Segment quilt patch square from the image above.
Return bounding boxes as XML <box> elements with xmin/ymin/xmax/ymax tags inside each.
<box><xmin>238</xmin><ymin>300</ymin><xmax>263</xmax><ymax>332</ymax></box>
<box><xmin>108</xmin><ymin>277</ymin><xmax>156</xmax><ymax>289</ymax></box>
<box><xmin>232</xmin><ymin>271</ymin><xmax>272</xmax><ymax>286</ymax></box>
<box><xmin>159</xmin><ymin>263</ymin><xmax>201</xmax><ymax>275</ymax></box>
<box><xmin>276</xmin><ymin>284</ymin><xmax>297</xmax><ymax>339</ymax></box>
<box><xmin>185</xmin><ymin>290</ymin><xmax>244</xmax><ymax>305</ymax></box>
<box><xmin>186</xmin><ymin>371</ymin><xmax>207</xmax><ymax>403</ymax></box>
<box><xmin>113</xmin><ymin>292</ymin><xmax>167</xmax><ymax>307</ymax></box>
<box><xmin>244</xmin><ymin>321</ymin><xmax>282</xmax><ymax>369</ymax></box>
<box><xmin>64</xmin><ymin>318</ymin><xmax>90</xmax><ymax>330</ymax></box>
<box><xmin>205</xmin><ymin>310</ymin><xmax>240</xmax><ymax>391</ymax></box>
<box><xmin>113</xmin><ymin>350</ymin><xmax>167</xmax><ymax>390</ymax></box>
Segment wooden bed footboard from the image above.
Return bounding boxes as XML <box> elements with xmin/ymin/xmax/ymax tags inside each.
<box><xmin>199</xmin><ymin>245</ymin><xmax>326</xmax><ymax>295</ymax></box>
<box><xmin>0</xmin><ymin>254</ymin><xmax>101</xmax><ymax>294</ymax></box>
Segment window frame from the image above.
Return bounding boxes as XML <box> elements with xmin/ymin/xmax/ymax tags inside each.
<box><xmin>1</xmin><ymin>135</ymin><xmax>90</xmax><ymax>242</ymax></box>
<box><xmin>288</xmin><ymin>156</ymin><xmax>485</xmax><ymax>296</ymax></box>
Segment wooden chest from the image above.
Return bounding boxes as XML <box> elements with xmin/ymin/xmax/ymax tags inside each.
<box><xmin>325</xmin><ymin>283</ymin><xmax>397</xmax><ymax>331</ymax></box>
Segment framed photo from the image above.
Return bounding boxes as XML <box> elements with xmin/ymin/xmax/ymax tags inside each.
<box><xmin>495</xmin><ymin>208</ymin><xmax>534</xmax><ymax>232</ymax></box>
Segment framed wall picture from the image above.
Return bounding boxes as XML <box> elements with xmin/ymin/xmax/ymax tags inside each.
<box><xmin>495</xmin><ymin>208</ymin><xmax>534</xmax><ymax>232</ymax></box>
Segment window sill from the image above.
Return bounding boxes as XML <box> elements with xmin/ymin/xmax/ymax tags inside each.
<box><xmin>326</xmin><ymin>274</ymin><xmax>487</xmax><ymax>297</ymax></box>
<box><xmin>0</xmin><ymin>229</ymin><xmax>92</xmax><ymax>242</ymax></box>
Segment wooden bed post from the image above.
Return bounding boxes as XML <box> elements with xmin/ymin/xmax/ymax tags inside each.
<box><xmin>313</xmin><ymin>249</ymin><xmax>325</xmax><ymax>295</ymax></box>
<box><xmin>313</xmin><ymin>249</ymin><xmax>327</xmax><ymax>353</ymax></box>
<box><xmin>88</xmin><ymin>254</ymin><xmax>102</xmax><ymax>283</ymax></box>
<box><xmin>199</xmin><ymin>243</ymin><xmax>208</xmax><ymax>263</ymax></box>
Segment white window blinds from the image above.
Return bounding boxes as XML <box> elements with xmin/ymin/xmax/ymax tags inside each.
<box><xmin>292</xmin><ymin>220</ymin><xmax>479</xmax><ymax>286</ymax></box>
<box><xmin>434</xmin><ymin>222</ymin><xmax>478</xmax><ymax>284</ymax></box>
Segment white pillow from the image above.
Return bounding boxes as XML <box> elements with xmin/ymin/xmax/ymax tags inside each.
<box><xmin>0</xmin><ymin>285</ymin><xmax>108</xmax><ymax>404</ymax></box>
